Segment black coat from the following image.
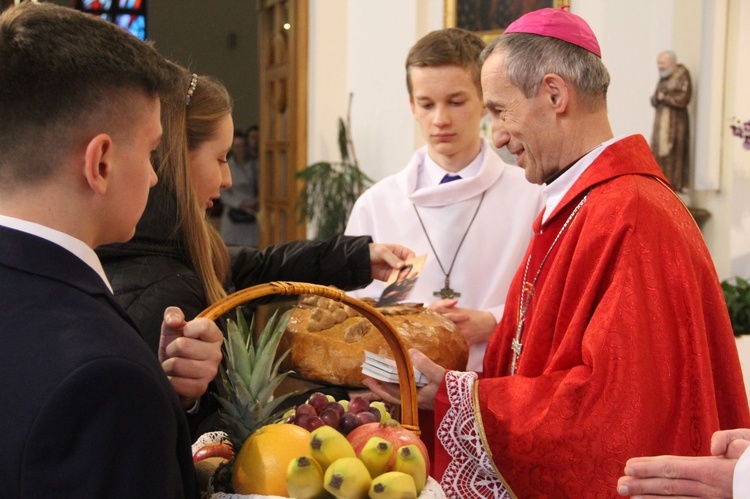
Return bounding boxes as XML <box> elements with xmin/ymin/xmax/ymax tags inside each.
<box><xmin>0</xmin><ymin>226</ymin><xmax>197</xmax><ymax>498</ymax></box>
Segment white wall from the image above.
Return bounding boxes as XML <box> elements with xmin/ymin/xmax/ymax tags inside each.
<box><xmin>571</xmin><ymin>0</ymin><xmax>677</xmax><ymax>140</ymax></box>
<box><xmin>308</xmin><ymin>0</ymin><xmax>445</xmax><ymax>182</ymax></box>
<box><xmin>346</xmin><ymin>1</ymin><xmax>418</xmax><ymax>182</ymax></box>
<box><xmin>308</xmin><ymin>0</ymin><xmax>349</xmax><ymax>164</ymax></box>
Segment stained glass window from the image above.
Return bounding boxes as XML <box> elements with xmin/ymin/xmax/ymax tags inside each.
<box><xmin>75</xmin><ymin>0</ymin><xmax>147</xmax><ymax>40</ymax></box>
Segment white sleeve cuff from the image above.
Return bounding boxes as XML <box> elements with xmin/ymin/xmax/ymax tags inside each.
<box><xmin>734</xmin><ymin>446</ymin><xmax>750</xmax><ymax>498</ymax></box>
<box><xmin>437</xmin><ymin>370</ymin><xmax>512</xmax><ymax>498</ymax></box>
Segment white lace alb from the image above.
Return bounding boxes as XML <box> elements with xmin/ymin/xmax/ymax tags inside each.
<box><xmin>437</xmin><ymin>370</ymin><xmax>511</xmax><ymax>498</ymax></box>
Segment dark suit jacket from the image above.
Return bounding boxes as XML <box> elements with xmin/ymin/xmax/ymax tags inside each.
<box><xmin>0</xmin><ymin>226</ymin><xmax>197</xmax><ymax>498</ymax></box>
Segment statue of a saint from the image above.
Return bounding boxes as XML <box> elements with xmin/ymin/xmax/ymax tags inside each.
<box><xmin>650</xmin><ymin>50</ymin><xmax>692</xmax><ymax>192</ymax></box>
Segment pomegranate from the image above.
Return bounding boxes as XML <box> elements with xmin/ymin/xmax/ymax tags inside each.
<box><xmin>346</xmin><ymin>420</ymin><xmax>430</xmax><ymax>475</ymax></box>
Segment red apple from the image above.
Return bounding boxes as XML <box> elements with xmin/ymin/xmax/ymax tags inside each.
<box><xmin>192</xmin><ymin>442</ymin><xmax>234</xmax><ymax>463</ymax></box>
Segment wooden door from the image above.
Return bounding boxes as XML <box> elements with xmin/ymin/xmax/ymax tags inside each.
<box><xmin>257</xmin><ymin>0</ymin><xmax>308</xmax><ymax>248</ymax></box>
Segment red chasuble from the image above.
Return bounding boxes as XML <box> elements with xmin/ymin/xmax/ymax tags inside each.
<box><xmin>433</xmin><ymin>135</ymin><xmax>750</xmax><ymax>498</ymax></box>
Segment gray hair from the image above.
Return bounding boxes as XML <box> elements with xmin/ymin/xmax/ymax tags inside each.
<box><xmin>481</xmin><ymin>33</ymin><xmax>610</xmax><ymax>111</ymax></box>
<box><xmin>660</xmin><ymin>50</ymin><xmax>677</xmax><ymax>63</ymax></box>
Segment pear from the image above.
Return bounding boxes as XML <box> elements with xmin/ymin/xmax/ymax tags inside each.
<box><xmin>286</xmin><ymin>455</ymin><xmax>328</xmax><ymax>499</ymax></box>
<box><xmin>393</xmin><ymin>445</ymin><xmax>426</xmax><ymax>494</ymax></box>
<box><xmin>357</xmin><ymin>436</ymin><xmax>392</xmax><ymax>478</ymax></box>
<box><xmin>369</xmin><ymin>471</ymin><xmax>417</xmax><ymax>499</ymax></box>
<box><xmin>310</xmin><ymin>425</ymin><xmax>356</xmax><ymax>472</ymax></box>
<box><xmin>324</xmin><ymin>457</ymin><xmax>371</xmax><ymax>499</ymax></box>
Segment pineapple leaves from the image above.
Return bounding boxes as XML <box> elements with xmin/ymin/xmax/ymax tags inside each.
<box><xmin>215</xmin><ymin>307</ymin><xmax>299</xmax><ymax>448</ymax></box>
<box><xmin>225</xmin><ymin>316</ymin><xmax>252</xmax><ymax>387</ymax></box>
<box><xmin>247</xmin><ymin>310</ymin><xmax>290</xmax><ymax>398</ymax></box>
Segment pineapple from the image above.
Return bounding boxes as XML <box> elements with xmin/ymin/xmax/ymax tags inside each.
<box><xmin>210</xmin><ymin>308</ymin><xmax>297</xmax><ymax>493</ymax></box>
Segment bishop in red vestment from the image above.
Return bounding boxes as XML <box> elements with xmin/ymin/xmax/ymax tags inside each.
<box><xmin>433</xmin><ymin>135</ymin><xmax>750</xmax><ymax>498</ymax></box>
<box><xmin>365</xmin><ymin>7</ymin><xmax>750</xmax><ymax>499</ymax></box>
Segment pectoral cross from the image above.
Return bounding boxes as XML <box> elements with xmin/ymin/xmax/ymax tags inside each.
<box><xmin>434</xmin><ymin>276</ymin><xmax>460</xmax><ymax>299</ymax></box>
<box><xmin>510</xmin><ymin>318</ymin><xmax>525</xmax><ymax>375</ymax></box>
<box><xmin>510</xmin><ymin>337</ymin><xmax>523</xmax><ymax>375</ymax></box>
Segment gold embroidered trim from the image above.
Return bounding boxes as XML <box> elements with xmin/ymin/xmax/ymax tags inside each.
<box><xmin>472</xmin><ymin>379</ymin><xmax>517</xmax><ymax>499</ymax></box>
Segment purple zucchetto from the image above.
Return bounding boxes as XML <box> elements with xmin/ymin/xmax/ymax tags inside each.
<box><xmin>504</xmin><ymin>6</ymin><xmax>601</xmax><ymax>58</ymax></box>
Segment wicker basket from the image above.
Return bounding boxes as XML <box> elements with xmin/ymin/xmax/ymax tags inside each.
<box><xmin>196</xmin><ymin>280</ymin><xmax>420</xmax><ymax>434</ymax></box>
<box><xmin>195</xmin><ymin>281</ymin><xmax>447</xmax><ymax>498</ymax></box>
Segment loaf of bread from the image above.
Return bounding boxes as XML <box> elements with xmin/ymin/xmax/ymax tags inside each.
<box><xmin>280</xmin><ymin>295</ymin><xmax>469</xmax><ymax>387</ymax></box>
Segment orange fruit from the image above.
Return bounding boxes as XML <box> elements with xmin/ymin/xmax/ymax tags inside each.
<box><xmin>232</xmin><ymin>423</ymin><xmax>312</xmax><ymax>495</ymax></box>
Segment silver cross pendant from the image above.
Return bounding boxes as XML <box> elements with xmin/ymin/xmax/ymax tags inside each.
<box><xmin>510</xmin><ymin>336</ymin><xmax>523</xmax><ymax>375</ymax></box>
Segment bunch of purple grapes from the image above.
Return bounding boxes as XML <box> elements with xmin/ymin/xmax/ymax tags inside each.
<box><xmin>285</xmin><ymin>392</ymin><xmax>388</xmax><ymax>436</ymax></box>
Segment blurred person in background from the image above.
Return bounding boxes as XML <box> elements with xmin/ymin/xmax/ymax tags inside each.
<box><xmin>220</xmin><ymin>128</ymin><xmax>259</xmax><ymax>246</ymax></box>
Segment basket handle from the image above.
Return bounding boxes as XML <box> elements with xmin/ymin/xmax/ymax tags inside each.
<box><xmin>197</xmin><ymin>281</ymin><xmax>420</xmax><ymax>435</ymax></box>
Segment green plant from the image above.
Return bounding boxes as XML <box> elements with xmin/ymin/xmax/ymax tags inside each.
<box><xmin>296</xmin><ymin>93</ymin><xmax>372</xmax><ymax>240</ymax></box>
<box><xmin>721</xmin><ymin>276</ymin><xmax>750</xmax><ymax>336</ymax></box>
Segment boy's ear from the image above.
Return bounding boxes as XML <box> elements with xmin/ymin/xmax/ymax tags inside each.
<box><xmin>82</xmin><ymin>134</ymin><xmax>113</xmax><ymax>196</ymax></box>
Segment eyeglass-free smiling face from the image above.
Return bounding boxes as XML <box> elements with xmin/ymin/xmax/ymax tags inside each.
<box><xmin>481</xmin><ymin>51</ymin><xmax>563</xmax><ymax>184</ymax></box>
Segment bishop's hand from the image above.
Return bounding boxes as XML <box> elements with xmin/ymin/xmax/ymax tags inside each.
<box><xmin>362</xmin><ymin>348</ymin><xmax>446</xmax><ymax>411</ymax></box>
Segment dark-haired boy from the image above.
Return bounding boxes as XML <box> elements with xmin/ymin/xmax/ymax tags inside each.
<box><xmin>0</xmin><ymin>4</ymin><xmax>221</xmax><ymax>497</ymax></box>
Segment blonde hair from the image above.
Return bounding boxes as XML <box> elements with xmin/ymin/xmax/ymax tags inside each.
<box><xmin>155</xmin><ymin>65</ymin><xmax>232</xmax><ymax>304</ymax></box>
